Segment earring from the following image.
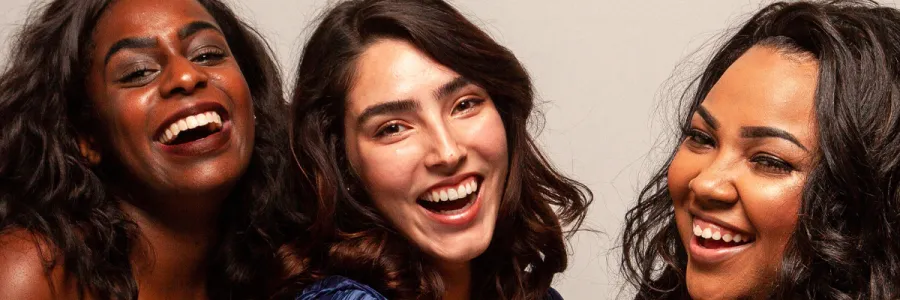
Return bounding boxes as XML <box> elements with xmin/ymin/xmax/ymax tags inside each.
<box><xmin>78</xmin><ymin>138</ymin><xmax>101</xmax><ymax>165</ymax></box>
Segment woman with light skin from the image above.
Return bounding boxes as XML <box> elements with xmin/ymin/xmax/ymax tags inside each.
<box><xmin>0</xmin><ymin>0</ymin><xmax>302</xmax><ymax>299</ymax></box>
<box><xmin>282</xmin><ymin>0</ymin><xmax>592</xmax><ymax>299</ymax></box>
<box><xmin>621</xmin><ymin>1</ymin><xmax>900</xmax><ymax>299</ymax></box>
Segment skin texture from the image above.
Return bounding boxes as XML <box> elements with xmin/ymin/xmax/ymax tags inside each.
<box><xmin>0</xmin><ymin>0</ymin><xmax>255</xmax><ymax>298</ymax></box>
<box><xmin>343</xmin><ymin>39</ymin><xmax>509</xmax><ymax>300</ymax></box>
<box><xmin>668</xmin><ymin>46</ymin><xmax>818</xmax><ymax>300</ymax></box>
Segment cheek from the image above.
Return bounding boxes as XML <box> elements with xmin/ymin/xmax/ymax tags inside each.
<box><xmin>352</xmin><ymin>140</ymin><xmax>426</xmax><ymax>202</ymax></box>
<box><xmin>98</xmin><ymin>90</ymin><xmax>154</xmax><ymax>158</ymax></box>
<box><xmin>667</xmin><ymin>145</ymin><xmax>698</xmax><ymax>205</ymax></box>
<box><xmin>742</xmin><ymin>177</ymin><xmax>803</xmax><ymax>242</ymax></box>
<box><xmin>463</xmin><ymin>108</ymin><xmax>508</xmax><ymax>167</ymax></box>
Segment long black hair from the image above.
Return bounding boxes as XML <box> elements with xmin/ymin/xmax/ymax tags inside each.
<box><xmin>621</xmin><ymin>1</ymin><xmax>900</xmax><ymax>299</ymax></box>
<box><xmin>0</xmin><ymin>0</ymin><xmax>303</xmax><ymax>299</ymax></box>
<box><xmin>284</xmin><ymin>0</ymin><xmax>592</xmax><ymax>298</ymax></box>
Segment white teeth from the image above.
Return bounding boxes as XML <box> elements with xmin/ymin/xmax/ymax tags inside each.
<box><xmin>420</xmin><ymin>179</ymin><xmax>481</xmax><ymax>203</ymax></box>
<box><xmin>158</xmin><ymin>111</ymin><xmax>224</xmax><ymax>144</ymax></box>
<box><xmin>694</xmin><ymin>221</ymin><xmax>754</xmax><ymax>244</ymax></box>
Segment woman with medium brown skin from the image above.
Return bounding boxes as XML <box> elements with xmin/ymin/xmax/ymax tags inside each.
<box><xmin>622</xmin><ymin>1</ymin><xmax>900</xmax><ymax>299</ymax></box>
<box><xmin>282</xmin><ymin>0</ymin><xmax>591</xmax><ymax>299</ymax></box>
<box><xmin>0</xmin><ymin>0</ymin><xmax>302</xmax><ymax>299</ymax></box>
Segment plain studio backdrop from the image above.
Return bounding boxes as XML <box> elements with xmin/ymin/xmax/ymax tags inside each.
<box><xmin>1</xmin><ymin>0</ymin><xmax>897</xmax><ymax>298</ymax></box>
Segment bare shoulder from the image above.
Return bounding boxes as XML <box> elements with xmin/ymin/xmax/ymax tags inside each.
<box><xmin>0</xmin><ymin>229</ymin><xmax>70</xmax><ymax>299</ymax></box>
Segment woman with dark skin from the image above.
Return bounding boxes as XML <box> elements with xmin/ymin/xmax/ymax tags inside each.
<box><xmin>0</xmin><ymin>0</ymin><xmax>302</xmax><ymax>299</ymax></box>
<box><xmin>622</xmin><ymin>1</ymin><xmax>900</xmax><ymax>299</ymax></box>
<box><xmin>282</xmin><ymin>0</ymin><xmax>591</xmax><ymax>299</ymax></box>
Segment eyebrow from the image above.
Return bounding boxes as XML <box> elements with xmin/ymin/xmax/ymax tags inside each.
<box><xmin>433</xmin><ymin>76</ymin><xmax>472</xmax><ymax>100</ymax></box>
<box><xmin>696</xmin><ymin>106</ymin><xmax>720</xmax><ymax>130</ymax></box>
<box><xmin>355</xmin><ymin>99</ymin><xmax>420</xmax><ymax>130</ymax></box>
<box><xmin>178</xmin><ymin>21</ymin><xmax>221</xmax><ymax>40</ymax></box>
<box><xmin>103</xmin><ymin>21</ymin><xmax>222</xmax><ymax>66</ymax></box>
<box><xmin>741</xmin><ymin>126</ymin><xmax>809</xmax><ymax>151</ymax></box>
<box><xmin>104</xmin><ymin>37</ymin><xmax>157</xmax><ymax>65</ymax></box>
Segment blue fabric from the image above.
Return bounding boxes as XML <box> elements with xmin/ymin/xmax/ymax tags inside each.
<box><xmin>547</xmin><ymin>287</ymin><xmax>564</xmax><ymax>300</ymax></box>
<box><xmin>297</xmin><ymin>276</ymin><xmax>565</xmax><ymax>300</ymax></box>
<box><xmin>297</xmin><ymin>276</ymin><xmax>387</xmax><ymax>300</ymax></box>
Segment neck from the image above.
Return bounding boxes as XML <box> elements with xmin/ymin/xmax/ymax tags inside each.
<box><xmin>119</xmin><ymin>191</ymin><xmax>225</xmax><ymax>299</ymax></box>
<box><xmin>438</xmin><ymin>261</ymin><xmax>471</xmax><ymax>300</ymax></box>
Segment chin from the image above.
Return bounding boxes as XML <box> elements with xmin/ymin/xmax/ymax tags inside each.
<box><xmin>424</xmin><ymin>229</ymin><xmax>493</xmax><ymax>265</ymax></box>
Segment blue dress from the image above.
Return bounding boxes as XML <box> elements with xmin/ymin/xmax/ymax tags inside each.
<box><xmin>297</xmin><ymin>276</ymin><xmax>564</xmax><ymax>300</ymax></box>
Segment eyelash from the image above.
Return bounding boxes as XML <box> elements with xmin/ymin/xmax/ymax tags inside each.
<box><xmin>684</xmin><ymin>128</ymin><xmax>716</xmax><ymax>148</ymax></box>
<box><xmin>750</xmin><ymin>154</ymin><xmax>795</xmax><ymax>174</ymax></box>
<box><xmin>452</xmin><ymin>98</ymin><xmax>484</xmax><ymax>115</ymax></box>
<box><xmin>374</xmin><ymin>121</ymin><xmax>409</xmax><ymax>138</ymax></box>
<box><xmin>191</xmin><ymin>47</ymin><xmax>227</xmax><ymax>64</ymax></box>
<box><xmin>117</xmin><ymin>65</ymin><xmax>157</xmax><ymax>84</ymax></box>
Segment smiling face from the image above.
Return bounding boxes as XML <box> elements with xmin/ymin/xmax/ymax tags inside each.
<box><xmin>668</xmin><ymin>46</ymin><xmax>819</xmax><ymax>299</ymax></box>
<box><xmin>343</xmin><ymin>39</ymin><xmax>508</xmax><ymax>267</ymax></box>
<box><xmin>85</xmin><ymin>0</ymin><xmax>254</xmax><ymax>200</ymax></box>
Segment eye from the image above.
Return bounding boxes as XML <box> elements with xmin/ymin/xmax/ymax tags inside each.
<box><xmin>374</xmin><ymin>122</ymin><xmax>410</xmax><ymax>137</ymax></box>
<box><xmin>750</xmin><ymin>154</ymin><xmax>795</xmax><ymax>174</ymax></box>
<box><xmin>684</xmin><ymin>128</ymin><xmax>716</xmax><ymax>148</ymax></box>
<box><xmin>117</xmin><ymin>67</ymin><xmax>158</xmax><ymax>84</ymax></box>
<box><xmin>452</xmin><ymin>98</ymin><xmax>484</xmax><ymax>115</ymax></box>
<box><xmin>191</xmin><ymin>47</ymin><xmax>227</xmax><ymax>65</ymax></box>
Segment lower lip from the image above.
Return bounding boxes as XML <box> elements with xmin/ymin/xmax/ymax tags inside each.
<box><xmin>420</xmin><ymin>184</ymin><xmax>483</xmax><ymax>227</ymax></box>
<box><xmin>688</xmin><ymin>234</ymin><xmax>753</xmax><ymax>264</ymax></box>
<box><xmin>157</xmin><ymin>121</ymin><xmax>232</xmax><ymax>156</ymax></box>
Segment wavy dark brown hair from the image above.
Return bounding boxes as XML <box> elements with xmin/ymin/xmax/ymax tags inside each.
<box><xmin>621</xmin><ymin>1</ymin><xmax>900</xmax><ymax>299</ymax></box>
<box><xmin>284</xmin><ymin>0</ymin><xmax>592</xmax><ymax>298</ymax></box>
<box><xmin>0</xmin><ymin>0</ymin><xmax>304</xmax><ymax>299</ymax></box>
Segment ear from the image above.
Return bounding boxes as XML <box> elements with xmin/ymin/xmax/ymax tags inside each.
<box><xmin>77</xmin><ymin>135</ymin><xmax>101</xmax><ymax>166</ymax></box>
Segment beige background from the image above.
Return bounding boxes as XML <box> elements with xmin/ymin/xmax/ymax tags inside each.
<box><xmin>2</xmin><ymin>0</ymin><xmax>896</xmax><ymax>298</ymax></box>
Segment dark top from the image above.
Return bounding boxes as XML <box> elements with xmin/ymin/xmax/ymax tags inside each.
<box><xmin>297</xmin><ymin>276</ymin><xmax>564</xmax><ymax>300</ymax></box>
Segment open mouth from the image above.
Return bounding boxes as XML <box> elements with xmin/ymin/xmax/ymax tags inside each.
<box><xmin>692</xmin><ymin>218</ymin><xmax>754</xmax><ymax>249</ymax></box>
<box><xmin>158</xmin><ymin>111</ymin><xmax>225</xmax><ymax>145</ymax></box>
<box><xmin>416</xmin><ymin>176</ymin><xmax>482</xmax><ymax>215</ymax></box>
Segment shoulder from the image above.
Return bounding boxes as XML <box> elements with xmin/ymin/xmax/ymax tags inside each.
<box><xmin>546</xmin><ymin>287</ymin><xmax>564</xmax><ymax>300</ymax></box>
<box><xmin>0</xmin><ymin>229</ymin><xmax>73</xmax><ymax>299</ymax></box>
<box><xmin>296</xmin><ymin>276</ymin><xmax>387</xmax><ymax>300</ymax></box>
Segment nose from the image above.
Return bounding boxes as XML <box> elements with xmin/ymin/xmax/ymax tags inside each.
<box><xmin>159</xmin><ymin>56</ymin><xmax>208</xmax><ymax>98</ymax></box>
<box><xmin>688</xmin><ymin>159</ymin><xmax>739</xmax><ymax>209</ymax></box>
<box><xmin>424</xmin><ymin>123</ymin><xmax>467</xmax><ymax>174</ymax></box>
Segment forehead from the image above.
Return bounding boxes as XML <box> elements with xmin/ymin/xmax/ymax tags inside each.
<box><xmin>702</xmin><ymin>46</ymin><xmax>818</xmax><ymax>137</ymax></box>
<box><xmin>92</xmin><ymin>0</ymin><xmax>217</xmax><ymax>49</ymax></box>
<box><xmin>348</xmin><ymin>39</ymin><xmax>459</xmax><ymax>110</ymax></box>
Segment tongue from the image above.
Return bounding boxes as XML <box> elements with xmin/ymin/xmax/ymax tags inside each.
<box><xmin>419</xmin><ymin>193</ymin><xmax>472</xmax><ymax>213</ymax></box>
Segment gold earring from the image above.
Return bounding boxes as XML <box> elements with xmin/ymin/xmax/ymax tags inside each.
<box><xmin>78</xmin><ymin>137</ymin><xmax>101</xmax><ymax>165</ymax></box>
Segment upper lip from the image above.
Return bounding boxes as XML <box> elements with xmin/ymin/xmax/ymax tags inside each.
<box><xmin>153</xmin><ymin>101</ymin><xmax>229</xmax><ymax>141</ymax></box>
<box><xmin>420</xmin><ymin>172</ymin><xmax>482</xmax><ymax>197</ymax></box>
<box><xmin>689</xmin><ymin>209</ymin><xmax>755</xmax><ymax>236</ymax></box>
